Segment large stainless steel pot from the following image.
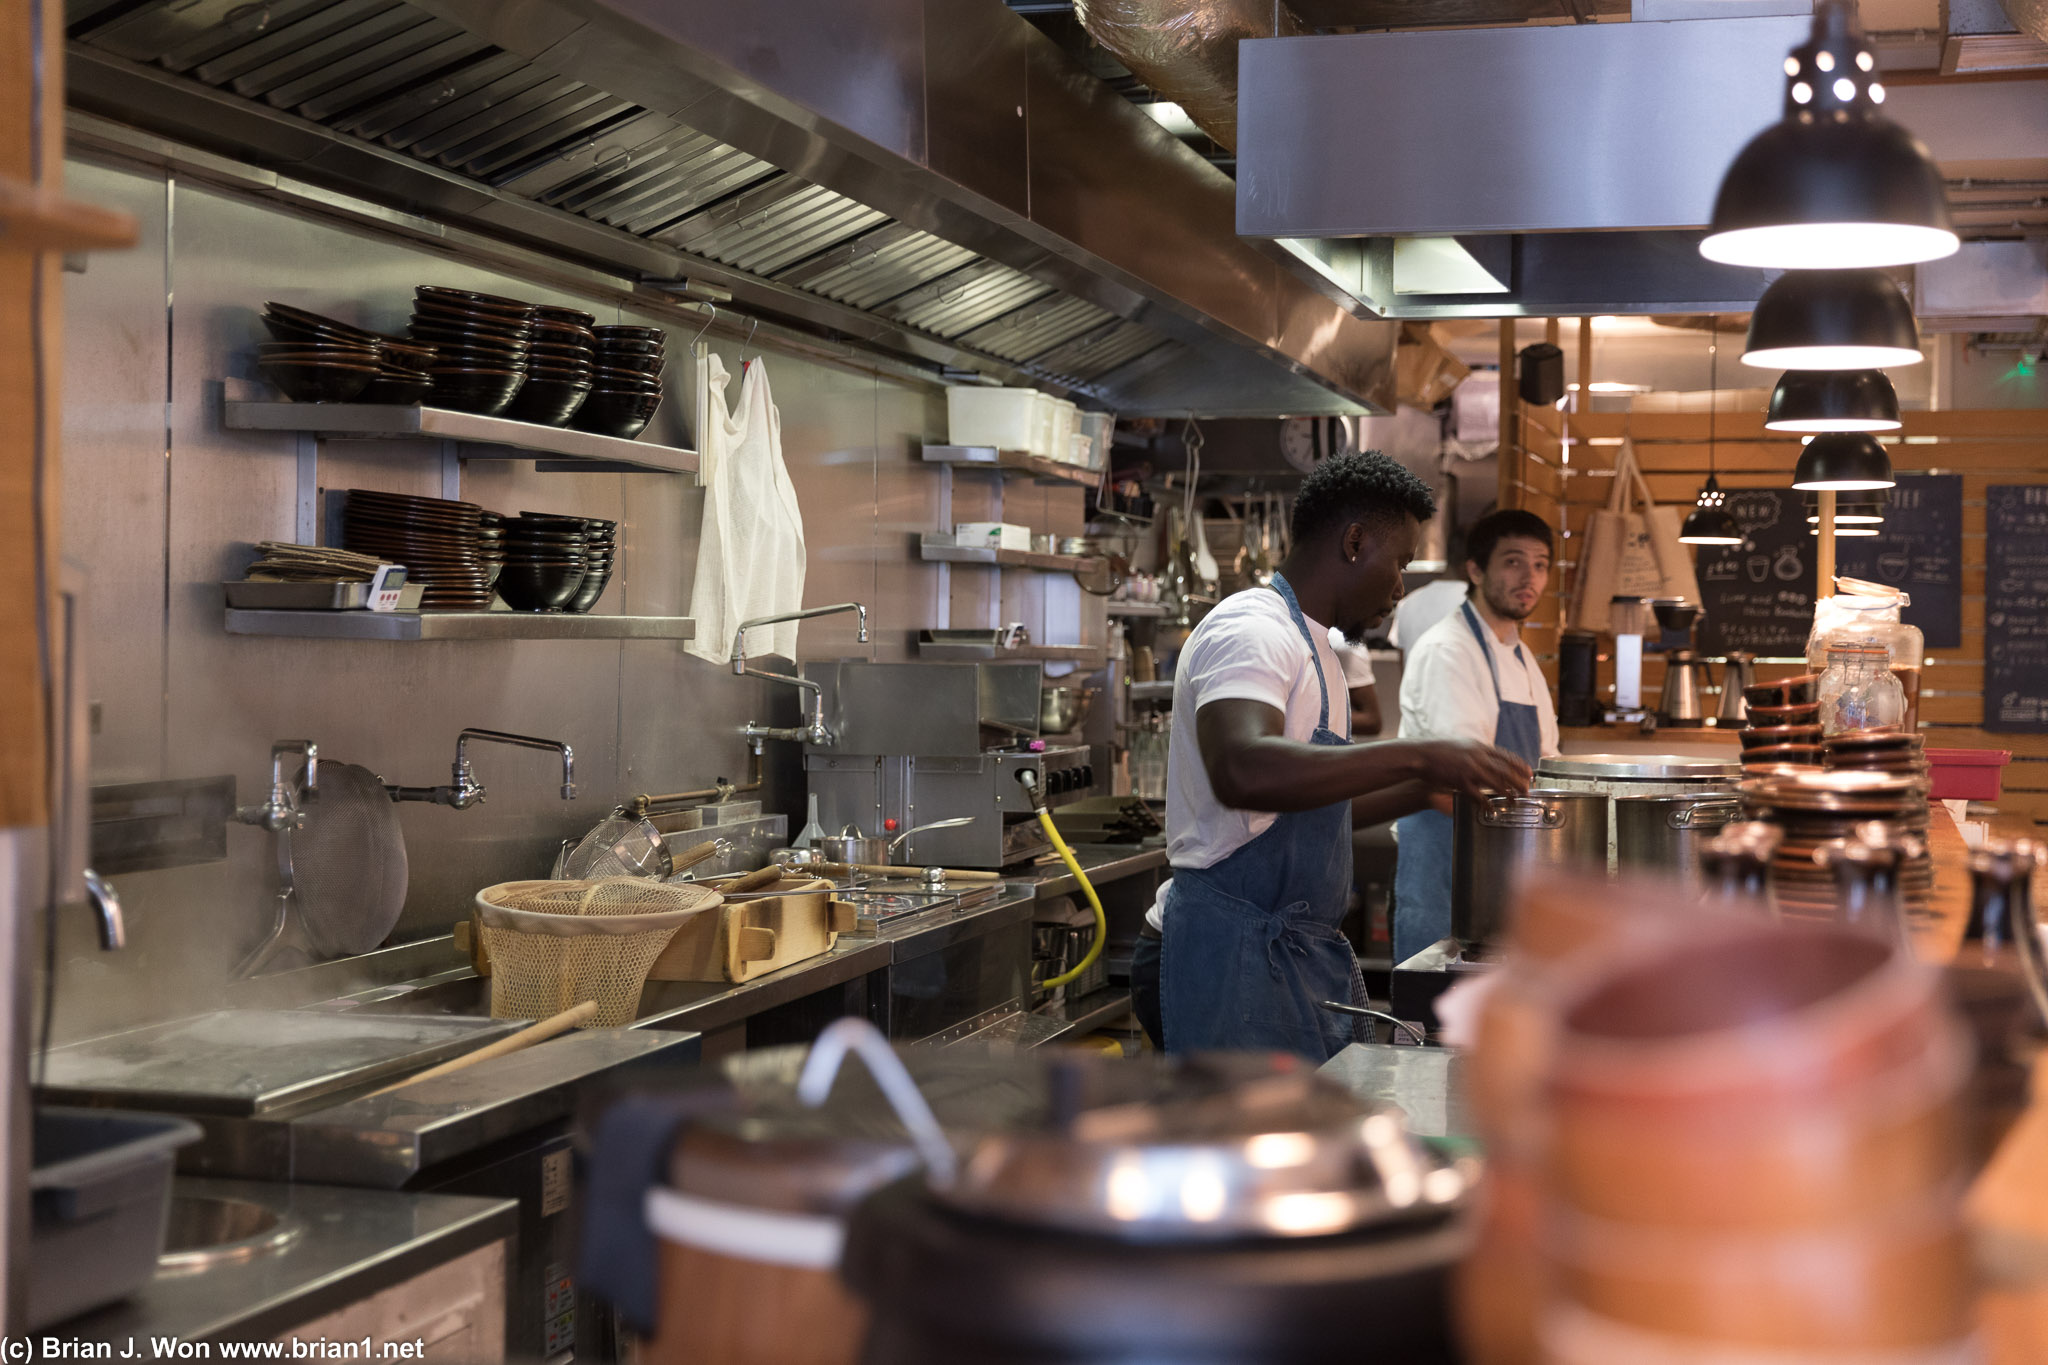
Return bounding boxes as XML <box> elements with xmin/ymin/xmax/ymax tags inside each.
<box><xmin>1614</xmin><ymin>792</ymin><xmax>1743</xmax><ymax>892</ymax></box>
<box><xmin>816</xmin><ymin>817</ymin><xmax>975</xmax><ymax>867</ymax></box>
<box><xmin>1452</xmin><ymin>790</ymin><xmax>1608</xmax><ymax>952</ymax></box>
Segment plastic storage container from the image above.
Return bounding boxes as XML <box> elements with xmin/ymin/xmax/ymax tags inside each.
<box><xmin>30</xmin><ymin>1107</ymin><xmax>202</xmax><ymax>1328</ymax></box>
<box><xmin>1029</xmin><ymin>392</ymin><xmax>1058</xmax><ymax>458</ymax></box>
<box><xmin>1926</xmin><ymin>748</ymin><xmax>2012</xmax><ymax>801</ymax></box>
<box><xmin>1076</xmin><ymin>411</ymin><xmax>1114</xmax><ymax>471</ymax></box>
<box><xmin>947</xmin><ymin>388</ymin><xmax>1041</xmax><ymax>452</ymax></box>
<box><xmin>1048</xmin><ymin>399</ymin><xmax>1079</xmax><ymax>464</ymax></box>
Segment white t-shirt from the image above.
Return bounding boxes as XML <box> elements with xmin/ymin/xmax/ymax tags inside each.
<box><xmin>1396</xmin><ymin>603</ymin><xmax>1560</xmax><ymax>756</ymax></box>
<box><xmin>1389</xmin><ymin>579</ymin><xmax>1472</xmax><ymax>652</ymax></box>
<box><xmin>1328</xmin><ymin>626</ymin><xmax>1377</xmax><ymax>691</ymax></box>
<box><xmin>1167</xmin><ymin>589</ymin><xmax>1349</xmax><ymax>873</ymax></box>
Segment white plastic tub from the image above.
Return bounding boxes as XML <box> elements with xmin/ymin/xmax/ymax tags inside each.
<box><xmin>947</xmin><ymin>388</ymin><xmax>1041</xmax><ymax>453</ymax></box>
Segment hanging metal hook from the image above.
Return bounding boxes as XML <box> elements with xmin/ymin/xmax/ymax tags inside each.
<box><xmin>741</xmin><ymin>317</ymin><xmax>760</xmax><ymax>367</ymax></box>
<box><xmin>688</xmin><ymin>302</ymin><xmax>717</xmax><ymax>348</ymax></box>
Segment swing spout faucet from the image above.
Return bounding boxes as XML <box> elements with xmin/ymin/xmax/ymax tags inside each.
<box><xmin>734</xmin><ymin>603</ymin><xmax>868</xmax><ymax>749</ymax></box>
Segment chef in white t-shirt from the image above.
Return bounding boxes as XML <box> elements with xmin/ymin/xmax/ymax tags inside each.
<box><xmin>1391</xmin><ymin>509</ymin><xmax>1560</xmax><ymax>963</ymax></box>
<box><xmin>1328</xmin><ymin>625</ymin><xmax>1382</xmax><ymax>737</ymax></box>
<box><xmin>1124</xmin><ymin>454</ymin><xmax>1531</xmax><ymax>1061</ymax></box>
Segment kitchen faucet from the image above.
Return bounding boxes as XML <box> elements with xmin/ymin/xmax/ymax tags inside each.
<box><xmin>387</xmin><ymin>729</ymin><xmax>577</xmax><ymax>808</ymax></box>
<box><xmin>734</xmin><ymin>602</ymin><xmax>868</xmax><ymax>750</ymax></box>
<box><xmin>235</xmin><ymin>739</ymin><xmax>318</xmax><ymax>832</ymax></box>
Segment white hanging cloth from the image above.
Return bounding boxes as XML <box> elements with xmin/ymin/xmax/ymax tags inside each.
<box><xmin>685</xmin><ymin>355</ymin><xmax>806</xmax><ymax>664</ymax></box>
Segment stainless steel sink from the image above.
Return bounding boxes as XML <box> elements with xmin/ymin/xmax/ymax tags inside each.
<box><xmin>315</xmin><ymin>971</ymin><xmax>726</xmax><ymax>1028</ymax></box>
<box><xmin>158</xmin><ymin>1196</ymin><xmax>300</xmax><ymax>1275</ymax></box>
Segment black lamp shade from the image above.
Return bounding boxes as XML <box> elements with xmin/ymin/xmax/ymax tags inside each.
<box><xmin>1792</xmin><ymin>433</ymin><xmax>1895</xmax><ymax>490</ymax></box>
<box><xmin>1680</xmin><ymin>504</ymin><xmax>1743</xmax><ymax>545</ymax></box>
<box><xmin>1766</xmin><ymin>369</ymin><xmax>1902</xmax><ymax>432</ymax></box>
<box><xmin>1701</xmin><ymin>1</ymin><xmax>1956</xmax><ymax>271</ymax></box>
<box><xmin>1743</xmin><ymin>270</ymin><xmax>1923</xmax><ymax>371</ymax></box>
<box><xmin>1703</xmin><ymin>120</ymin><xmax>1958</xmax><ymax>271</ymax></box>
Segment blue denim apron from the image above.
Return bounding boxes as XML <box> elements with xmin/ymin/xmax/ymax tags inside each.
<box><xmin>1159</xmin><ymin>573</ymin><xmax>1364</xmax><ymax>1062</ymax></box>
<box><xmin>1391</xmin><ymin>601</ymin><xmax>1546</xmax><ymax>963</ymax></box>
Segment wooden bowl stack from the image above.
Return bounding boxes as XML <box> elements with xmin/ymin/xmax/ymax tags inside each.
<box><xmin>1739</xmin><ymin>674</ymin><xmax>1823</xmax><ymax>776</ymax></box>
<box><xmin>1534</xmin><ymin>918</ymin><xmax>1977</xmax><ymax>1365</ymax></box>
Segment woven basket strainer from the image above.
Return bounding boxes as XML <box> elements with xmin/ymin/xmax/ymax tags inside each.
<box><xmin>475</xmin><ymin>878</ymin><xmax>721</xmax><ymax>1027</ymax></box>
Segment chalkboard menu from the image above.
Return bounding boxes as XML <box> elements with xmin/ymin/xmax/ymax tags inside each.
<box><xmin>1986</xmin><ymin>484</ymin><xmax>2048</xmax><ymax>733</ymax></box>
<box><xmin>1835</xmin><ymin>473</ymin><xmax>1965</xmax><ymax>650</ymax></box>
<box><xmin>1698</xmin><ymin>489</ymin><xmax>1818</xmax><ymax>658</ymax></box>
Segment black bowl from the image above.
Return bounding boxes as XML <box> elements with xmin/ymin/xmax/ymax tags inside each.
<box><xmin>529</xmin><ymin>342</ymin><xmax>595</xmax><ymax>366</ymax></box>
<box><xmin>504</xmin><ymin>374</ymin><xmax>592</xmax><ymax>427</ymax></box>
<box><xmin>427</xmin><ymin>367</ymin><xmax>525</xmax><ymax>416</ymax></box>
<box><xmin>494</xmin><ymin>560</ymin><xmax>586</xmax><ymax>612</ymax></box>
<box><xmin>378</xmin><ymin>339</ymin><xmax>437</xmax><ymax>368</ymax></box>
<box><xmin>566</xmin><ymin>566</ymin><xmax>612</xmax><ymax>613</ymax></box>
<box><xmin>525</xmin><ymin>360</ymin><xmax>594</xmax><ymax>382</ymax></box>
<box><xmin>425</xmin><ymin>343</ymin><xmax>530</xmax><ymax>371</ymax></box>
<box><xmin>360</xmin><ymin>371</ymin><xmax>433</xmax><ymax>405</ymax></box>
<box><xmin>415</xmin><ymin>285</ymin><xmax>536</xmax><ymax>319</ymax></box>
<box><xmin>259</xmin><ymin>357</ymin><xmax>376</xmax><ymax>403</ymax></box>
<box><xmin>593</xmin><ymin>324</ymin><xmax>666</xmax><ymax>346</ymax></box>
<box><xmin>532</xmin><ymin>318</ymin><xmax>596</xmax><ymax>344</ymax></box>
<box><xmin>409</xmin><ymin>315</ymin><xmax>531</xmax><ymax>348</ymax></box>
<box><xmin>599</xmin><ymin>352</ymin><xmax>664</xmax><ymax>378</ymax></box>
<box><xmin>534</xmin><ymin>304</ymin><xmax>598</xmax><ymax>329</ymax></box>
<box><xmin>593</xmin><ymin>366</ymin><xmax>662</xmax><ymax>391</ymax></box>
<box><xmin>262</xmin><ymin>313</ymin><xmax>384</xmax><ymax>353</ymax></box>
<box><xmin>265</xmin><ymin>303</ymin><xmax>383</xmax><ymax>345</ymax></box>
<box><xmin>570</xmin><ymin>388</ymin><xmax>662</xmax><ymax>439</ymax></box>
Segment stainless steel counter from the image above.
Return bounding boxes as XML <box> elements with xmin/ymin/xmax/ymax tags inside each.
<box><xmin>1007</xmin><ymin>842</ymin><xmax>1168</xmax><ymax>901</ymax></box>
<box><xmin>62</xmin><ymin>1177</ymin><xmax>516</xmax><ymax>1346</ymax></box>
<box><xmin>1317</xmin><ymin>1043</ymin><xmax>1475</xmax><ymax>1142</ymax></box>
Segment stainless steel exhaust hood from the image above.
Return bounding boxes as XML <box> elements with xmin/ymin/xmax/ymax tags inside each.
<box><xmin>64</xmin><ymin>0</ymin><xmax>1398</xmax><ymax>416</ymax></box>
<box><xmin>1236</xmin><ymin>17</ymin><xmax>1804</xmax><ymax>320</ymax></box>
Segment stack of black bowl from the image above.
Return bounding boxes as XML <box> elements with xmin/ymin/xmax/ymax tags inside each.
<box><xmin>520</xmin><ymin>512</ymin><xmax>615</xmax><ymax>612</ymax></box>
<box><xmin>575</xmin><ymin>324</ymin><xmax>666</xmax><ymax>439</ymax></box>
<box><xmin>340</xmin><ymin>490</ymin><xmax>491</xmax><ymax>611</ymax></box>
<box><xmin>368</xmin><ymin>337</ymin><xmax>437</xmax><ymax>405</ymax></box>
<box><xmin>258</xmin><ymin>303</ymin><xmax>381</xmax><ymax>402</ymax></box>
<box><xmin>494</xmin><ymin>514</ymin><xmax>589</xmax><ymax>612</ymax></box>
<box><xmin>477</xmin><ymin>511</ymin><xmax>505</xmax><ymax>591</ymax></box>
<box><xmin>507</xmin><ymin>304</ymin><xmax>597</xmax><ymax>427</ymax></box>
<box><xmin>408</xmin><ymin>286</ymin><xmax>535</xmax><ymax>416</ymax></box>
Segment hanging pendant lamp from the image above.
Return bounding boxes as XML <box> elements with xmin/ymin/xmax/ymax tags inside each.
<box><xmin>1700</xmin><ymin>0</ymin><xmax>1957</xmax><ymax>270</ymax></box>
<box><xmin>1681</xmin><ymin>322</ymin><xmax>1744</xmax><ymax>546</ymax></box>
<box><xmin>1792</xmin><ymin>432</ymin><xmax>1895</xmax><ymax>490</ymax></box>
<box><xmin>1805</xmin><ymin>491</ymin><xmax>1887</xmax><ymax>523</ymax></box>
<box><xmin>1742</xmin><ymin>269</ymin><xmax>1923</xmax><ymax>370</ymax></box>
<box><xmin>1766</xmin><ymin>369</ymin><xmax>1902</xmax><ymax>432</ymax></box>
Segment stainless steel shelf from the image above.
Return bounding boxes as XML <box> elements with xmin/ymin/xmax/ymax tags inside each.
<box><xmin>1106</xmin><ymin>601</ymin><xmax>1168</xmax><ymax>618</ymax></box>
<box><xmin>916</xmin><ymin>640</ymin><xmax>1105</xmax><ymax>664</ymax></box>
<box><xmin>918</xmin><ymin>534</ymin><xmax>1093</xmax><ymax>573</ymax></box>
<box><xmin>225</xmin><ymin>610</ymin><xmax>697</xmax><ymax>641</ymax></box>
<box><xmin>223</xmin><ymin>399</ymin><xmax>698</xmax><ymax>475</ymax></box>
<box><xmin>920</xmin><ymin>444</ymin><xmax>1099</xmax><ymax>488</ymax></box>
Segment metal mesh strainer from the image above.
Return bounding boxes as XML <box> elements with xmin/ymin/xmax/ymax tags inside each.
<box><xmin>475</xmin><ymin>878</ymin><xmax>722</xmax><ymax>1027</ymax></box>
<box><xmin>292</xmin><ymin>762</ymin><xmax>410</xmax><ymax>957</ymax></box>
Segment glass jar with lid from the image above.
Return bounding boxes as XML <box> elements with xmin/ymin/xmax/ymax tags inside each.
<box><xmin>1807</xmin><ymin>585</ymin><xmax>1926</xmax><ymax>730</ymax></box>
<box><xmin>1818</xmin><ymin>645</ymin><xmax>1908</xmax><ymax>736</ymax></box>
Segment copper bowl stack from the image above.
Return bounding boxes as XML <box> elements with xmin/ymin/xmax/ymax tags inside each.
<box><xmin>1738</xmin><ymin>674</ymin><xmax>1821</xmax><ymax>775</ymax></box>
<box><xmin>408</xmin><ymin>285</ymin><xmax>535</xmax><ymax>416</ymax></box>
<box><xmin>340</xmin><ymin>489</ymin><xmax>490</xmax><ymax>611</ymax></box>
<box><xmin>260</xmin><ymin>303</ymin><xmax>436</xmax><ymax>405</ymax></box>
<box><xmin>1737</xmin><ymin>769</ymin><xmax>1932</xmax><ymax>921</ymax></box>
<box><xmin>1537</xmin><ymin>918</ymin><xmax>1976</xmax><ymax>1365</ymax></box>
<box><xmin>1825</xmin><ymin>727</ymin><xmax>1929</xmax><ymax>779</ymax></box>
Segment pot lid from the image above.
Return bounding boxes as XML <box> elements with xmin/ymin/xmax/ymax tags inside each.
<box><xmin>936</xmin><ymin>1052</ymin><xmax>1471</xmax><ymax>1241</ymax></box>
<box><xmin>1538</xmin><ymin>753</ymin><xmax>1742</xmax><ymax>781</ymax></box>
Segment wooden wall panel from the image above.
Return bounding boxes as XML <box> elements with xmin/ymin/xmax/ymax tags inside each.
<box><xmin>1556</xmin><ymin>408</ymin><xmax>2048</xmax><ymax>828</ymax></box>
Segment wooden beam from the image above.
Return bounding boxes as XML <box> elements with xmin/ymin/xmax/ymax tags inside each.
<box><xmin>1816</xmin><ymin>489</ymin><xmax>1836</xmax><ymax>599</ymax></box>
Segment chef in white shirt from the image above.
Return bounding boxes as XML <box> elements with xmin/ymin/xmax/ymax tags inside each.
<box><xmin>1387</xmin><ymin>577</ymin><xmax>1471</xmax><ymax>654</ymax></box>
<box><xmin>1391</xmin><ymin>509</ymin><xmax>1560</xmax><ymax>963</ymax></box>
<box><xmin>1121</xmin><ymin>455</ymin><xmax>1530</xmax><ymax>1058</ymax></box>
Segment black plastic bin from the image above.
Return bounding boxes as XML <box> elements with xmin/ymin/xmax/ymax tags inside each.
<box><xmin>30</xmin><ymin>1107</ymin><xmax>202</xmax><ymax>1328</ymax></box>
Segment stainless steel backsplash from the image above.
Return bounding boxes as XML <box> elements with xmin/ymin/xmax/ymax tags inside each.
<box><xmin>48</xmin><ymin>153</ymin><xmax>965</xmax><ymax>1042</ymax></box>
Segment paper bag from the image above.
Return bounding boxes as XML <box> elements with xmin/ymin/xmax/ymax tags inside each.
<box><xmin>1569</xmin><ymin>439</ymin><xmax>1702</xmax><ymax>632</ymax></box>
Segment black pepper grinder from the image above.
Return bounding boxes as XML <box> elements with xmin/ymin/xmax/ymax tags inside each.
<box><xmin>1699</xmin><ymin>821</ymin><xmax>1782</xmax><ymax>914</ymax></box>
<box><xmin>1969</xmin><ymin>838</ymin><xmax>2048</xmax><ymax>1025</ymax></box>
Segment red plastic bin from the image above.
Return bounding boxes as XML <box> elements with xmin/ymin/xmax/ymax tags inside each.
<box><xmin>1925</xmin><ymin>748</ymin><xmax>2011</xmax><ymax>802</ymax></box>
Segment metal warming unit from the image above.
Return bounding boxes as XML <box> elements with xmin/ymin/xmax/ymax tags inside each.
<box><xmin>801</xmin><ymin>662</ymin><xmax>1099</xmax><ymax>869</ymax></box>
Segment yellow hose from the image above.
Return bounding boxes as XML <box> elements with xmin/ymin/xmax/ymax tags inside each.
<box><xmin>1037</xmin><ymin>807</ymin><xmax>1107</xmax><ymax>989</ymax></box>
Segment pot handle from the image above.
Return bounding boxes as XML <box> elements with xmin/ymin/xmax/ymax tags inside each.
<box><xmin>886</xmin><ymin>815</ymin><xmax>976</xmax><ymax>855</ymax></box>
<box><xmin>1478</xmin><ymin>794</ymin><xmax>1567</xmax><ymax>829</ymax></box>
<box><xmin>1670</xmin><ymin>798</ymin><xmax>1742</xmax><ymax>830</ymax></box>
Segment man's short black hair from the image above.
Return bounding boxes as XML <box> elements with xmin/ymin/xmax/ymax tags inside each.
<box><xmin>1465</xmin><ymin>508</ymin><xmax>1555</xmax><ymax>571</ymax></box>
<box><xmin>1290</xmin><ymin>450</ymin><xmax>1436</xmax><ymax>546</ymax></box>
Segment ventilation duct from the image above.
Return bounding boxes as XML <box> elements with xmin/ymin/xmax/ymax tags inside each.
<box><xmin>1075</xmin><ymin>0</ymin><xmax>1306</xmax><ymax>151</ymax></box>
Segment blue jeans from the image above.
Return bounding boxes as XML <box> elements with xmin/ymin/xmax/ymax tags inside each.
<box><xmin>1129</xmin><ymin>931</ymin><xmax>1164</xmax><ymax>1049</ymax></box>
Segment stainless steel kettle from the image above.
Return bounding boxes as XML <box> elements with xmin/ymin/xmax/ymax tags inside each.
<box><xmin>1718</xmin><ymin>652</ymin><xmax>1756</xmax><ymax>726</ymax></box>
<box><xmin>1660</xmin><ymin>649</ymin><xmax>1714</xmax><ymax>726</ymax></box>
